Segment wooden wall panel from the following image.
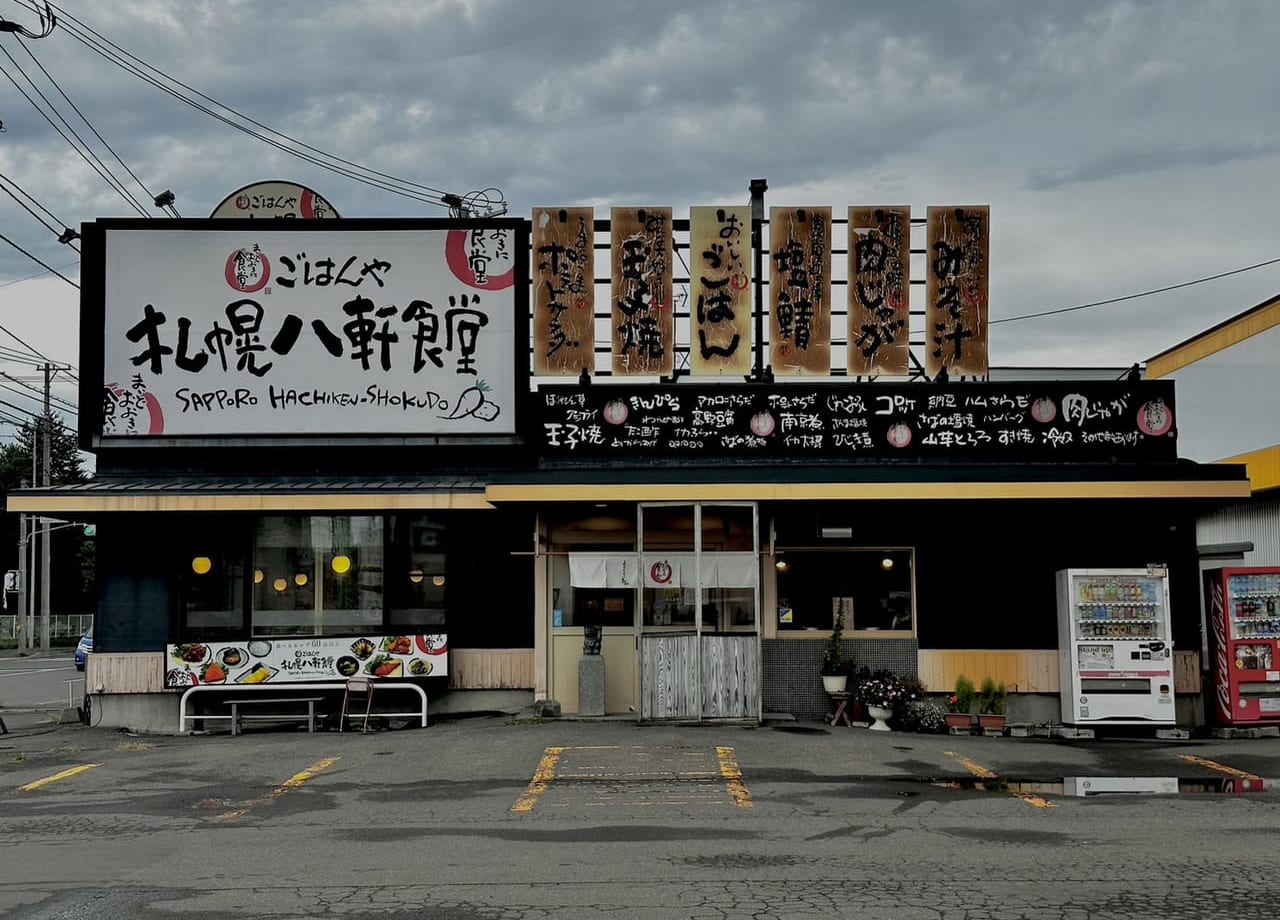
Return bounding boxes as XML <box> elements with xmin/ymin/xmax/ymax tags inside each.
<box><xmin>848</xmin><ymin>206</ymin><xmax>910</xmax><ymax>377</ymax></box>
<box><xmin>641</xmin><ymin>633</ymin><xmax>698</xmax><ymax>719</ymax></box>
<box><xmin>921</xmin><ymin>649</ymin><xmax>1204</xmax><ymax>696</ymax></box>
<box><xmin>925</xmin><ymin>206</ymin><xmax>990</xmax><ymax>378</ymax></box>
<box><xmin>611</xmin><ymin>207</ymin><xmax>674</xmax><ymax>376</ymax></box>
<box><xmin>917</xmin><ymin>649</ymin><xmax>1061</xmax><ymax>694</ymax></box>
<box><xmin>1174</xmin><ymin>650</ymin><xmax>1201</xmax><ymax>694</ymax></box>
<box><xmin>88</xmin><ymin>652</ymin><xmax>166</xmax><ymax>694</ymax></box>
<box><xmin>689</xmin><ymin>206</ymin><xmax>753</xmax><ymax>376</ymax></box>
<box><xmin>700</xmin><ymin>634</ymin><xmax>759</xmax><ymax>719</ymax></box>
<box><xmin>446</xmin><ymin>648</ymin><xmax>534</xmax><ymax>690</ymax></box>
<box><xmin>532</xmin><ymin>207</ymin><xmax>595</xmax><ymax>376</ymax></box>
<box><xmin>769</xmin><ymin>207</ymin><xmax>831</xmax><ymax>375</ymax></box>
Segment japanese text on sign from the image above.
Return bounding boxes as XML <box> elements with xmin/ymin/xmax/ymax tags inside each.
<box><xmin>98</xmin><ymin>226</ymin><xmax>520</xmax><ymax>438</ymax></box>
<box><xmin>690</xmin><ymin>206</ymin><xmax>752</xmax><ymax>376</ymax></box>
<box><xmin>611</xmin><ymin>208</ymin><xmax>673</xmax><ymax>377</ymax></box>
<box><xmin>532</xmin><ymin>207</ymin><xmax>594</xmax><ymax>376</ymax></box>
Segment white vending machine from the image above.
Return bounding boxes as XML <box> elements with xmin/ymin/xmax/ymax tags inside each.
<box><xmin>1056</xmin><ymin>567</ymin><xmax>1176</xmax><ymax>726</ymax></box>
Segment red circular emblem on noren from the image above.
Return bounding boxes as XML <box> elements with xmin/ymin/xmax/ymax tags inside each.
<box><xmin>650</xmin><ymin>560</ymin><xmax>673</xmax><ymax>585</ymax></box>
<box><xmin>225</xmin><ymin>246</ymin><xmax>270</xmax><ymax>293</ymax></box>
<box><xmin>445</xmin><ymin>229</ymin><xmax>516</xmax><ymax>291</ymax></box>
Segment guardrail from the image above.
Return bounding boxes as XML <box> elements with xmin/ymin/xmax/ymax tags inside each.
<box><xmin>0</xmin><ymin>614</ymin><xmax>94</xmax><ymax>642</ymax></box>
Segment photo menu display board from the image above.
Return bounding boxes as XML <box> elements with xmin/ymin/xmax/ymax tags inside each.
<box><xmin>538</xmin><ymin>381</ymin><xmax>1177</xmax><ymax>462</ymax></box>
<box><xmin>163</xmin><ymin>634</ymin><xmax>448</xmax><ymax>689</ymax></box>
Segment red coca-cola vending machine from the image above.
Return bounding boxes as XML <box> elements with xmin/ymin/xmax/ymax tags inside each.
<box><xmin>1204</xmin><ymin>567</ymin><xmax>1280</xmax><ymax>725</ymax></box>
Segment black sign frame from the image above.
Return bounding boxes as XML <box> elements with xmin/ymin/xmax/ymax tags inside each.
<box><xmin>536</xmin><ymin>380</ymin><xmax>1178</xmax><ymax>463</ymax></box>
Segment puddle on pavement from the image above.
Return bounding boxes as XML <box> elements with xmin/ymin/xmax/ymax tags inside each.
<box><xmin>935</xmin><ymin>775</ymin><xmax>1268</xmax><ymax>797</ymax></box>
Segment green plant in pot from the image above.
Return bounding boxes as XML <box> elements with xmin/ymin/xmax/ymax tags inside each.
<box><xmin>945</xmin><ymin>674</ymin><xmax>976</xmax><ymax>732</ymax></box>
<box><xmin>977</xmin><ymin>677</ymin><xmax>1008</xmax><ymax>734</ymax></box>
<box><xmin>820</xmin><ymin>608</ymin><xmax>850</xmax><ymax>693</ymax></box>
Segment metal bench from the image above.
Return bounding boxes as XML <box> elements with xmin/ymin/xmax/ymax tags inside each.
<box><xmin>178</xmin><ymin>682</ymin><xmax>428</xmax><ymax>733</ymax></box>
<box><xmin>227</xmin><ymin>696</ymin><xmax>324</xmax><ymax>736</ymax></box>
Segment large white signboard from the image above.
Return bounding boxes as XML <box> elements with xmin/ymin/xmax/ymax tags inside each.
<box><xmin>101</xmin><ymin>227</ymin><xmax>519</xmax><ymax>437</ymax></box>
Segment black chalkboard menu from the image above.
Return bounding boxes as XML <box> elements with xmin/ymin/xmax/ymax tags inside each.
<box><xmin>536</xmin><ymin>381</ymin><xmax>1177</xmax><ymax>462</ymax></box>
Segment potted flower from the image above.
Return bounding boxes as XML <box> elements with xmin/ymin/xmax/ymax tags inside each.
<box><xmin>946</xmin><ymin>675</ymin><xmax>976</xmax><ymax>733</ymax></box>
<box><xmin>855</xmin><ymin>670</ymin><xmax>909</xmax><ymax>732</ymax></box>
<box><xmin>820</xmin><ymin>608</ymin><xmax>850</xmax><ymax>694</ymax></box>
<box><xmin>977</xmin><ymin>677</ymin><xmax>1008</xmax><ymax>734</ymax></box>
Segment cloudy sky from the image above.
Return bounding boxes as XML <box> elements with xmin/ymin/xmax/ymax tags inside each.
<box><xmin>2</xmin><ymin>0</ymin><xmax>1280</xmax><ymax>429</ymax></box>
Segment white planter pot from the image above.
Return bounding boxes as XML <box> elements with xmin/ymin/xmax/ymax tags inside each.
<box><xmin>822</xmin><ymin>674</ymin><xmax>848</xmax><ymax>694</ymax></box>
<box><xmin>867</xmin><ymin>705</ymin><xmax>893</xmax><ymax>731</ymax></box>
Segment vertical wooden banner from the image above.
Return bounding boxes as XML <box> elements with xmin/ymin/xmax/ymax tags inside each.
<box><xmin>769</xmin><ymin>207</ymin><xmax>831</xmax><ymax>376</ymax></box>
<box><xmin>611</xmin><ymin>207</ymin><xmax>674</xmax><ymax>377</ymax></box>
<box><xmin>848</xmin><ymin>206</ymin><xmax>910</xmax><ymax>377</ymax></box>
<box><xmin>532</xmin><ymin>207</ymin><xmax>595</xmax><ymax>376</ymax></box>
<box><xmin>689</xmin><ymin>206</ymin><xmax>752</xmax><ymax>376</ymax></box>
<box><xmin>926</xmin><ymin>206</ymin><xmax>990</xmax><ymax>378</ymax></box>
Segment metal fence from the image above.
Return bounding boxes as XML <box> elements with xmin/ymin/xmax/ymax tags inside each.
<box><xmin>0</xmin><ymin>614</ymin><xmax>93</xmax><ymax>642</ymax></box>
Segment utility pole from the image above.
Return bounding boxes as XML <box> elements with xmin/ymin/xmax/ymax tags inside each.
<box><xmin>28</xmin><ymin>410</ymin><xmax>38</xmax><ymax>654</ymax></box>
<box><xmin>39</xmin><ymin>361</ymin><xmax>51</xmax><ymax>652</ymax></box>
<box><xmin>17</xmin><ymin>490</ymin><xmax>27</xmax><ymax>653</ymax></box>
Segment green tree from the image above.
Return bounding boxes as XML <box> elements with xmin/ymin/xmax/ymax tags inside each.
<box><xmin>0</xmin><ymin>413</ymin><xmax>95</xmax><ymax>615</ymax></box>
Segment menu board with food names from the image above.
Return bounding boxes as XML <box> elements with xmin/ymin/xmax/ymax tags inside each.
<box><xmin>163</xmin><ymin>634</ymin><xmax>448</xmax><ymax>689</ymax></box>
<box><xmin>537</xmin><ymin>381</ymin><xmax>1177</xmax><ymax>462</ymax></box>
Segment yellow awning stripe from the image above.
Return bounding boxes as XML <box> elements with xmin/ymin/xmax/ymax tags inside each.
<box><xmin>484</xmin><ymin>480</ymin><xmax>1251</xmax><ymax>503</ymax></box>
<box><xmin>7</xmin><ymin>478</ymin><xmax>1250</xmax><ymax>514</ymax></box>
<box><xmin>5</xmin><ymin>492</ymin><xmax>494</xmax><ymax>513</ymax></box>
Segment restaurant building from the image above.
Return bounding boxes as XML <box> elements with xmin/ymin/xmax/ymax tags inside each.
<box><xmin>6</xmin><ymin>211</ymin><xmax>1250</xmax><ymax>731</ymax></box>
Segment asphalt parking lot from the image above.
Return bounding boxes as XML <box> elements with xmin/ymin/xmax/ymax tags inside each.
<box><xmin>3</xmin><ymin>715</ymin><xmax>1279</xmax><ymax>919</ymax></box>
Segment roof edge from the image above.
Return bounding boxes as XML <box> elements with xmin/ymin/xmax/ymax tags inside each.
<box><xmin>1147</xmin><ymin>290</ymin><xmax>1280</xmax><ymax>378</ymax></box>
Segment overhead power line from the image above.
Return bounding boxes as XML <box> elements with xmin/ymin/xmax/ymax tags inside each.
<box><xmin>0</xmin><ymin>170</ymin><xmax>80</xmax><ymax>251</ymax></box>
<box><xmin>0</xmin><ymin>261</ymin><xmax>80</xmax><ymax>287</ymax></box>
<box><xmin>0</xmin><ymin>46</ymin><xmax>150</xmax><ymax>216</ymax></box>
<box><xmin>0</xmin><ymin>372</ymin><xmax>77</xmax><ymax>413</ymax></box>
<box><xmin>0</xmin><ymin>229</ymin><xmax>79</xmax><ymax>288</ymax></box>
<box><xmin>12</xmin><ymin>36</ymin><xmax>176</xmax><ymax>217</ymax></box>
<box><xmin>991</xmin><ymin>255</ymin><xmax>1280</xmax><ymax>325</ymax></box>
<box><xmin>11</xmin><ymin>0</ymin><xmax>506</xmax><ymax>216</ymax></box>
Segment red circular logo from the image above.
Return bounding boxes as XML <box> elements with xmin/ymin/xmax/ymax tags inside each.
<box><xmin>225</xmin><ymin>247</ymin><xmax>270</xmax><ymax>293</ymax></box>
<box><xmin>650</xmin><ymin>561</ymin><xmax>673</xmax><ymax>585</ymax></box>
<box><xmin>445</xmin><ymin>229</ymin><xmax>516</xmax><ymax>290</ymax></box>
<box><xmin>1137</xmin><ymin>400</ymin><xmax>1174</xmax><ymax>437</ymax></box>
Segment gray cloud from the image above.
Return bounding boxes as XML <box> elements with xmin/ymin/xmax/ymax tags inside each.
<box><xmin>2</xmin><ymin>0</ymin><xmax>1280</xmax><ymax>381</ymax></box>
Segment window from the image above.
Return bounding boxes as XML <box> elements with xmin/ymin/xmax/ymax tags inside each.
<box><xmin>180</xmin><ymin>519</ymin><xmax>247</xmax><ymax>641</ymax></box>
<box><xmin>775</xmin><ymin>549</ymin><xmax>913</xmax><ymax>633</ymax></box>
<box><xmin>388</xmin><ymin>515</ymin><xmax>447</xmax><ymax>628</ymax></box>
<box><xmin>182</xmin><ymin>550</ymin><xmax>246</xmax><ymax>641</ymax></box>
<box><xmin>251</xmin><ymin>515</ymin><xmax>384</xmax><ymax>637</ymax></box>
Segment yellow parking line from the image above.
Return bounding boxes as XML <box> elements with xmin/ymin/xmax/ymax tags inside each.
<box><xmin>944</xmin><ymin>751</ymin><xmax>1055</xmax><ymax>809</ymax></box>
<box><xmin>1179</xmin><ymin>754</ymin><xmax>1262</xmax><ymax>781</ymax></box>
<box><xmin>511</xmin><ymin>746</ymin><xmax>564</xmax><ymax>813</ymax></box>
<box><xmin>716</xmin><ymin>746</ymin><xmax>752</xmax><ymax>808</ymax></box>
<box><xmin>944</xmin><ymin>751</ymin><xmax>996</xmax><ymax>779</ymax></box>
<box><xmin>219</xmin><ymin>757</ymin><xmax>340</xmax><ymax>820</ymax></box>
<box><xmin>17</xmin><ymin>763</ymin><xmax>101</xmax><ymax>792</ymax></box>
